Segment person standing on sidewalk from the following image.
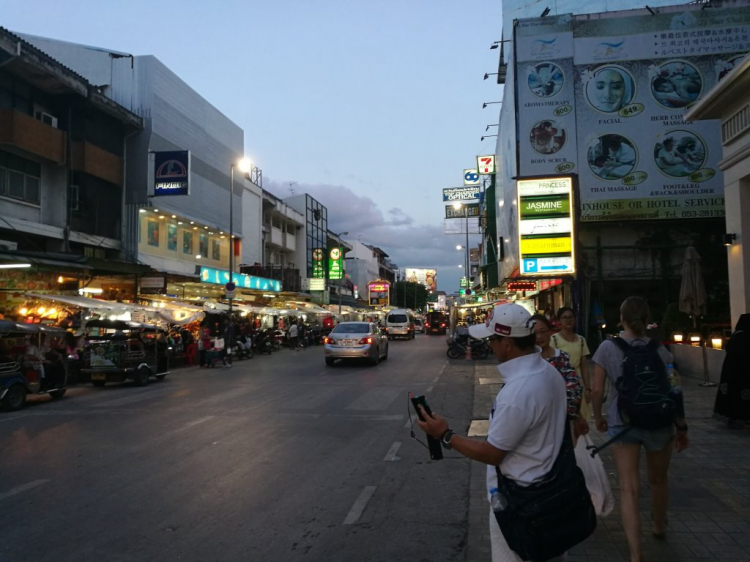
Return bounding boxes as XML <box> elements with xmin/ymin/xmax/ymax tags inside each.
<box><xmin>552</xmin><ymin>307</ymin><xmax>592</xmax><ymax>419</ymax></box>
<box><xmin>417</xmin><ymin>303</ymin><xmax>571</xmax><ymax>562</ymax></box>
<box><xmin>288</xmin><ymin>321</ymin><xmax>299</xmax><ymax>352</ymax></box>
<box><xmin>592</xmin><ymin>296</ymin><xmax>689</xmax><ymax>562</ymax></box>
<box><xmin>297</xmin><ymin>322</ymin><xmax>307</xmax><ymax>350</ymax></box>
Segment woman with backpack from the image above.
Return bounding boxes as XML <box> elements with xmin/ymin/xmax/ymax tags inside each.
<box><xmin>592</xmin><ymin>296</ymin><xmax>689</xmax><ymax>562</ymax></box>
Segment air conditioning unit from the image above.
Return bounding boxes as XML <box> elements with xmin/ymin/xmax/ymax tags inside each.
<box><xmin>34</xmin><ymin>111</ymin><xmax>58</xmax><ymax>129</ymax></box>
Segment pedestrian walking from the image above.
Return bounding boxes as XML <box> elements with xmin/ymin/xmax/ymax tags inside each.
<box><xmin>298</xmin><ymin>322</ymin><xmax>306</xmax><ymax>350</ymax></box>
<box><xmin>714</xmin><ymin>313</ymin><xmax>750</xmax><ymax>429</ymax></box>
<box><xmin>552</xmin><ymin>306</ymin><xmax>592</xmax><ymax>419</ymax></box>
<box><xmin>531</xmin><ymin>314</ymin><xmax>588</xmax><ymax>441</ymax></box>
<box><xmin>592</xmin><ymin>296</ymin><xmax>688</xmax><ymax>562</ymax></box>
<box><xmin>198</xmin><ymin>326</ymin><xmax>210</xmax><ymax>368</ymax></box>
<box><xmin>288</xmin><ymin>321</ymin><xmax>299</xmax><ymax>351</ymax></box>
<box><xmin>223</xmin><ymin>322</ymin><xmax>234</xmax><ymax>367</ymax></box>
<box><xmin>417</xmin><ymin>303</ymin><xmax>594</xmax><ymax>561</ymax></box>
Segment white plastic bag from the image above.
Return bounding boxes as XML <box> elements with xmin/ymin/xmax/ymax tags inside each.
<box><xmin>574</xmin><ymin>434</ymin><xmax>615</xmax><ymax>517</ymax></box>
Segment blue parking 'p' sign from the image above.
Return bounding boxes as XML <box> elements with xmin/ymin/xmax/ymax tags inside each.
<box><xmin>463</xmin><ymin>169</ymin><xmax>480</xmax><ymax>186</ymax></box>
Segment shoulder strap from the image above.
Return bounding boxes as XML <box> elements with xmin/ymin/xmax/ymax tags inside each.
<box><xmin>552</xmin><ymin>333</ymin><xmax>559</xmax><ymax>347</ymax></box>
<box><xmin>646</xmin><ymin>339</ymin><xmax>660</xmax><ymax>351</ymax></box>
<box><xmin>612</xmin><ymin>337</ymin><xmax>631</xmax><ymax>352</ymax></box>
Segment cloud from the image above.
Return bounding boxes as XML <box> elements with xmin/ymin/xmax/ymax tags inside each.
<box><xmin>265</xmin><ymin>178</ymin><xmax>475</xmax><ymax>291</ymax></box>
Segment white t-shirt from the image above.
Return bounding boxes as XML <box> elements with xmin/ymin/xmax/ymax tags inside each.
<box><xmin>289</xmin><ymin>324</ymin><xmax>298</xmax><ymax>338</ymax></box>
<box><xmin>486</xmin><ymin>351</ymin><xmax>567</xmax><ymax>496</ymax></box>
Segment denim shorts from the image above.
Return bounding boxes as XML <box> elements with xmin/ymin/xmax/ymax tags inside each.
<box><xmin>607</xmin><ymin>424</ymin><xmax>674</xmax><ymax>451</ymax></box>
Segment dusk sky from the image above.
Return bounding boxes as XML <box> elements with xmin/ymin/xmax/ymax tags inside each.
<box><xmin>5</xmin><ymin>0</ymin><xmax>505</xmax><ymax>293</ymax></box>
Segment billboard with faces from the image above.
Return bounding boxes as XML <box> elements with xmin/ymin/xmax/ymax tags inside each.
<box><xmin>514</xmin><ymin>5</ymin><xmax>750</xmax><ymax>222</ymax></box>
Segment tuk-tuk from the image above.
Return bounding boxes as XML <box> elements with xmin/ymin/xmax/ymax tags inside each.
<box><xmin>0</xmin><ymin>320</ymin><xmax>69</xmax><ymax>411</ymax></box>
<box><xmin>80</xmin><ymin>319</ymin><xmax>170</xmax><ymax>387</ymax></box>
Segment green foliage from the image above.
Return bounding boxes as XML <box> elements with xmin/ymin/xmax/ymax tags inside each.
<box><xmin>392</xmin><ymin>281</ymin><xmax>428</xmax><ymax>311</ymax></box>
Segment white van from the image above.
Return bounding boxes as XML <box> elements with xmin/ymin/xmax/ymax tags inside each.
<box><xmin>385</xmin><ymin>309</ymin><xmax>415</xmax><ymax>340</ymax></box>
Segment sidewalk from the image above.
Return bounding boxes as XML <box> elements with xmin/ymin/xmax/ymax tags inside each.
<box><xmin>462</xmin><ymin>359</ymin><xmax>750</xmax><ymax>562</ymax></box>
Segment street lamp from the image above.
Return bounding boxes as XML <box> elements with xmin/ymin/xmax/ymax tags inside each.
<box><xmin>453</xmin><ymin>202</ymin><xmax>470</xmax><ymax>295</ymax></box>
<box><xmin>229</xmin><ymin>157</ymin><xmax>252</xmax><ymax>322</ymax></box>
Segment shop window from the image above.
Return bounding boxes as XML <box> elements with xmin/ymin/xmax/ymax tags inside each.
<box><xmin>212</xmin><ymin>239</ymin><xmax>221</xmax><ymax>261</ymax></box>
<box><xmin>199</xmin><ymin>234</ymin><xmax>208</xmax><ymax>257</ymax></box>
<box><xmin>147</xmin><ymin>220</ymin><xmax>160</xmax><ymax>247</ymax></box>
<box><xmin>167</xmin><ymin>224</ymin><xmax>178</xmax><ymax>252</ymax></box>
<box><xmin>183</xmin><ymin>231</ymin><xmax>193</xmax><ymax>254</ymax></box>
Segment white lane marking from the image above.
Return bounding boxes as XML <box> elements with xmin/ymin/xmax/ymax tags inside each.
<box><xmin>432</xmin><ymin>376</ymin><xmax>440</xmax><ymax>383</ymax></box>
<box><xmin>343</xmin><ymin>486</ymin><xmax>377</xmax><ymax>525</ymax></box>
<box><xmin>0</xmin><ymin>479</ymin><xmax>49</xmax><ymax>501</ymax></box>
<box><xmin>426</xmin><ymin>385</ymin><xmax>434</xmax><ymax>393</ymax></box>
<box><xmin>383</xmin><ymin>441</ymin><xmax>402</xmax><ymax>461</ymax></box>
<box><xmin>439</xmin><ymin>361</ymin><xmax>448</xmax><ymax>376</ymax></box>
<box><xmin>182</xmin><ymin>416</ymin><xmax>214</xmax><ymax>429</ymax></box>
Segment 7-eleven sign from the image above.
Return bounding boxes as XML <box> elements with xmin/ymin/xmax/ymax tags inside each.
<box><xmin>477</xmin><ymin>155</ymin><xmax>496</xmax><ymax>175</ymax></box>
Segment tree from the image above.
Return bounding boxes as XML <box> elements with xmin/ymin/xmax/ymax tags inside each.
<box><xmin>393</xmin><ymin>281</ymin><xmax>428</xmax><ymax>311</ymax></box>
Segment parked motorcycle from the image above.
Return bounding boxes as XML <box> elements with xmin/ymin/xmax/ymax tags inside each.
<box><xmin>233</xmin><ymin>334</ymin><xmax>254</xmax><ymax>360</ymax></box>
<box><xmin>446</xmin><ymin>334</ymin><xmax>490</xmax><ymax>360</ymax></box>
<box><xmin>253</xmin><ymin>330</ymin><xmax>275</xmax><ymax>355</ymax></box>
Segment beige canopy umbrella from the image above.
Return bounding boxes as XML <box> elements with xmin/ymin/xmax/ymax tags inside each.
<box><xmin>679</xmin><ymin>246</ymin><xmax>707</xmax><ymax>328</ymax></box>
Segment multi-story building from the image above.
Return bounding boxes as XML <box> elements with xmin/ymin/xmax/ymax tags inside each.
<box><xmin>18</xmin><ymin>33</ymin><xmax>268</xmax><ymax>299</ymax></box>
<box><xmin>0</xmin><ymin>28</ymin><xmax>146</xmax><ymax>306</ymax></box>
<box><xmin>487</xmin><ymin>0</ymin><xmax>749</xmax><ymax>338</ymax></box>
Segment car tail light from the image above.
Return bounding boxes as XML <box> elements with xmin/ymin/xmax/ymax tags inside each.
<box><xmin>440</xmin><ymin>323</ymin><xmax>446</xmax><ymax>327</ymax></box>
<box><xmin>425</xmin><ymin>322</ymin><xmax>430</xmax><ymax>327</ymax></box>
<box><xmin>324</xmin><ymin>337</ymin><xmax>336</xmax><ymax>345</ymax></box>
<box><xmin>359</xmin><ymin>337</ymin><xmax>373</xmax><ymax>344</ymax></box>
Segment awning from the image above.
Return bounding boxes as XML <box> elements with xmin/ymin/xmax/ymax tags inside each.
<box><xmin>0</xmin><ymin>252</ymin><xmax>91</xmax><ymax>270</ymax></box>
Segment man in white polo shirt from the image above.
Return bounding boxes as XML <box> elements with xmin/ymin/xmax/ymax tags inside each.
<box><xmin>417</xmin><ymin>303</ymin><xmax>568</xmax><ymax>562</ymax></box>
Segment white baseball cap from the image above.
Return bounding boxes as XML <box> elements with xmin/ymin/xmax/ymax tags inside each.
<box><xmin>468</xmin><ymin>303</ymin><xmax>536</xmax><ymax>339</ymax></box>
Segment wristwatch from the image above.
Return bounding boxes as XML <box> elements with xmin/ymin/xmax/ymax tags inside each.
<box><xmin>441</xmin><ymin>429</ymin><xmax>455</xmax><ymax>450</ymax></box>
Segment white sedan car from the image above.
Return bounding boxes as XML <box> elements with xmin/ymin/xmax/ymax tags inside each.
<box><xmin>324</xmin><ymin>322</ymin><xmax>389</xmax><ymax>366</ymax></box>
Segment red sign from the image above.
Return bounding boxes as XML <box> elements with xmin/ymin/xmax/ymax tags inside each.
<box><xmin>539</xmin><ymin>279</ymin><xmax>563</xmax><ymax>291</ymax></box>
<box><xmin>508</xmin><ymin>281</ymin><xmax>536</xmax><ymax>291</ymax></box>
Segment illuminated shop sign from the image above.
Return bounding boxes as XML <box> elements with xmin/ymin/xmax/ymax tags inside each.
<box><xmin>328</xmin><ymin>247</ymin><xmax>343</xmax><ymax>280</ymax></box>
<box><xmin>368</xmin><ymin>280</ymin><xmax>390</xmax><ymax>307</ymax></box>
<box><xmin>517</xmin><ymin>176</ymin><xmax>576</xmax><ymax>276</ymax></box>
<box><xmin>200</xmin><ymin>266</ymin><xmax>281</xmax><ymax>292</ymax></box>
<box><xmin>312</xmin><ymin>248</ymin><xmax>325</xmax><ymax>278</ymax></box>
<box><xmin>153</xmin><ymin>151</ymin><xmax>190</xmax><ymax>196</ymax></box>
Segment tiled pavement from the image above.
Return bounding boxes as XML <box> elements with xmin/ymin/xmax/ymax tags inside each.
<box><xmin>462</xmin><ymin>359</ymin><xmax>750</xmax><ymax>562</ymax></box>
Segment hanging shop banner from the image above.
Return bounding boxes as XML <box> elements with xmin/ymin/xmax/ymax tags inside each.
<box><xmin>403</xmin><ymin>268</ymin><xmax>437</xmax><ymax>291</ymax></box>
<box><xmin>200</xmin><ymin>266</ymin><xmax>281</xmax><ymax>292</ymax></box>
<box><xmin>477</xmin><ymin>155</ymin><xmax>497</xmax><ymax>175</ymax></box>
<box><xmin>445</xmin><ymin>203</ymin><xmax>480</xmax><ymax>219</ymax></box>
<box><xmin>442</xmin><ymin>186</ymin><xmax>480</xmax><ymax>202</ymax></box>
<box><xmin>517</xmin><ymin>176</ymin><xmax>576</xmax><ymax>276</ymax></box>
<box><xmin>368</xmin><ymin>280</ymin><xmax>390</xmax><ymax>307</ymax></box>
<box><xmin>463</xmin><ymin>169</ymin><xmax>480</xmax><ymax>186</ymax></box>
<box><xmin>328</xmin><ymin>247</ymin><xmax>343</xmax><ymax>280</ymax></box>
<box><xmin>515</xmin><ymin>5</ymin><xmax>750</xmax><ymax>221</ymax></box>
<box><xmin>153</xmin><ymin>151</ymin><xmax>191</xmax><ymax>196</ymax></box>
<box><xmin>312</xmin><ymin>247</ymin><xmax>325</xmax><ymax>278</ymax></box>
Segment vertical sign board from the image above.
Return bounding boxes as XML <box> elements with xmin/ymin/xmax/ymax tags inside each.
<box><xmin>312</xmin><ymin>248</ymin><xmax>325</xmax><ymax>278</ymax></box>
<box><xmin>477</xmin><ymin>155</ymin><xmax>496</xmax><ymax>175</ymax></box>
<box><xmin>368</xmin><ymin>280</ymin><xmax>390</xmax><ymax>307</ymax></box>
<box><xmin>517</xmin><ymin>176</ymin><xmax>576</xmax><ymax>276</ymax></box>
<box><xmin>328</xmin><ymin>247</ymin><xmax>343</xmax><ymax>280</ymax></box>
<box><xmin>153</xmin><ymin>151</ymin><xmax>190</xmax><ymax>196</ymax></box>
<box><xmin>463</xmin><ymin>169</ymin><xmax>480</xmax><ymax>186</ymax></box>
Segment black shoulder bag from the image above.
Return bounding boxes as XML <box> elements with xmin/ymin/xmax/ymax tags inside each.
<box><xmin>493</xmin><ymin>417</ymin><xmax>597</xmax><ymax>561</ymax></box>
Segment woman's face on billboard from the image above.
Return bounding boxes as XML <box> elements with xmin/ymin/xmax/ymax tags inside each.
<box><xmin>592</xmin><ymin>69</ymin><xmax>626</xmax><ymax>112</ymax></box>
